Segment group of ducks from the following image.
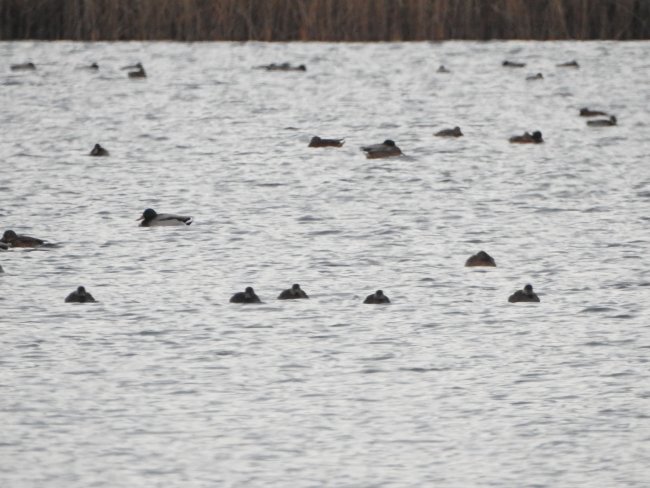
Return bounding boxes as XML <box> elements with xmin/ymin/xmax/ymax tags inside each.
<box><xmin>1</xmin><ymin>222</ymin><xmax>540</xmax><ymax>304</ymax></box>
<box><xmin>10</xmin><ymin>61</ymin><xmax>146</xmax><ymax>78</ymax></box>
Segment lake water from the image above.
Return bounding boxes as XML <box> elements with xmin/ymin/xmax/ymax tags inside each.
<box><xmin>1</xmin><ymin>40</ymin><xmax>649</xmax><ymax>487</ymax></box>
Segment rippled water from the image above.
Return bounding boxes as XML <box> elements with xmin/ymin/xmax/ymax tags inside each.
<box><xmin>2</xmin><ymin>40</ymin><xmax>649</xmax><ymax>487</ymax></box>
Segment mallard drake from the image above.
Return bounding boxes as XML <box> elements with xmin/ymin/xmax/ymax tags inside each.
<box><xmin>508</xmin><ymin>284</ymin><xmax>540</xmax><ymax>303</ymax></box>
<box><xmin>363</xmin><ymin>290</ymin><xmax>390</xmax><ymax>304</ymax></box>
<box><xmin>230</xmin><ymin>286</ymin><xmax>261</xmax><ymax>303</ymax></box>
<box><xmin>137</xmin><ymin>208</ymin><xmax>193</xmax><ymax>227</ymax></box>
<box><xmin>361</xmin><ymin>139</ymin><xmax>402</xmax><ymax>159</ymax></box>
<box><xmin>465</xmin><ymin>251</ymin><xmax>496</xmax><ymax>267</ymax></box>
<box><xmin>65</xmin><ymin>286</ymin><xmax>97</xmax><ymax>303</ymax></box>
<box><xmin>278</xmin><ymin>283</ymin><xmax>309</xmax><ymax>299</ymax></box>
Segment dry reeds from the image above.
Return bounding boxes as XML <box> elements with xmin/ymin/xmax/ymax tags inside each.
<box><xmin>1</xmin><ymin>0</ymin><xmax>648</xmax><ymax>41</ymax></box>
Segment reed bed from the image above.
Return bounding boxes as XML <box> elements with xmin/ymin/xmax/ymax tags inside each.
<box><xmin>1</xmin><ymin>0</ymin><xmax>648</xmax><ymax>41</ymax></box>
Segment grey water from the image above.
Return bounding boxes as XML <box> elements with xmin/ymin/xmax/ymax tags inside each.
<box><xmin>1</xmin><ymin>40</ymin><xmax>649</xmax><ymax>487</ymax></box>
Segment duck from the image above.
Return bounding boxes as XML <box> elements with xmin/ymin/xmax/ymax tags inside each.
<box><xmin>10</xmin><ymin>62</ymin><xmax>36</xmax><ymax>71</ymax></box>
<box><xmin>502</xmin><ymin>60</ymin><xmax>526</xmax><ymax>68</ymax></box>
<box><xmin>259</xmin><ymin>63</ymin><xmax>306</xmax><ymax>72</ymax></box>
<box><xmin>465</xmin><ymin>250</ymin><xmax>496</xmax><ymax>267</ymax></box>
<box><xmin>361</xmin><ymin>139</ymin><xmax>402</xmax><ymax>159</ymax></box>
<box><xmin>86</xmin><ymin>62</ymin><xmax>99</xmax><ymax>70</ymax></box>
<box><xmin>434</xmin><ymin>127</ymin><xmax>463</xmax><ymax>137</ymax></box>
<box><xmin>557</xmin><ymin>60</ymin><xmax>579</xmax><ymax>68</ymax></box>
<box><xmin>128</xmin><ymin>66</ymin><xmax>146</xmax><ymax>78</ymax></box>
<box><xmin>230</xmin><ymin>286</ymin><xmax>261</xmax><ymax>303</ymax></box>
<box><xmin>65</xmin><ymin>286</ymin><xmax>97</xmax><ymax>303</ymax></box>
<box><xmin>509</xmin><ymin>131</ymin><xmax>543</xmax><ymax>144</ymax></box>
<box><xmin>121</xmin><ymin>62</ymin><xmax>143</xmax><ymax>70</ymax></box>
<box><xmin>437</xmin><ymin>65</ymin><xmax>450</xmax><ymax>73</ymax></box>
<box><xmin>587</xmin><ymin>116</ymin><xmax>616</xmax><ymax>127</ymax></box>
<box><xmin>278</xmin><ymin>283</ymin><xmax>309</xmax><ymax>300</ymax></box>
<box><xmin>364</xmin><ymin>290</ymin><xmax>390</xmax><ymax>304</ymax></box>
<box><xmin>309</xmin><ymin>136</ymin><xmax>344</xmax><ymax>148</ymax></box>
<box><xmin>526</xmin><ymin>73</ymin><xmax>543</xmax><ymax>80</ymax></box>
<box><xmin>1</xmin><ymin>230</ymin><xmax>45</xmax><ymax>248</ymax></box>
<box><xmin>508</xmin><ymin>284</ymin><xmax>540</xmax><ymax>303</ymax></box>
<box><xmin>137</xmin><ymin>208</ymin><xmax>193</xmax><ymax>227</ymax></box>
<box><xmin>580</xmin><ymin>108</ymin><xmax>608</xmax><ymax>117</ymax></box>
<box><xmin>90</xmin><ymin>143</ymin><xmax>109</xmax><ymax>156</ymax></box>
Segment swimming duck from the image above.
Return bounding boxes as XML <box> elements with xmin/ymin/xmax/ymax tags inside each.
<box><xmin>361</xmin><ymin>140</ymin><xmax>402</xmax><ymax>159</ymax></box>
<box><xmin>86</xmin><ymin>63</ymin><xmax>99</xmax><ymax>70</ymax></box>
<box><xmin>434</xmin><ymin>127</ymin><xmax>463</xmax><ymax>137</ymax></box>
<box><xmin>278</xmin><ymin>283</ymin><xmax>309</xmax><ymax>300</ymax></box>
<box><xmin>309</xmin><ymin>136</ymin><xmax>344</xmax><ymax>148</ymax></box>
<box><xmin>90</xmin><ymin>143</ymin><xmax>109</xmax><ymax>156</ymax></box>
<box><xmin>509</xmin><ymin>131</ymin><xmax>543</xmax><ymax>144</ymax></box>
<box><xmin>465</xmin><ymin>250</ymin><xmax>496</xmax><ymax>267</ymax></box>
<box><xmin>1</xmin><ymin>230</ymin><xmax>45</xmax><ymax>248</ymax></box>
<box><xmin>10</xmin><ymin>62</ymin><xmax>36</xmax><ymax>71</ymax></box>
<box><xmin>579</xmin><ymin>108</ymin><xmax>608</xmax><ymax>117</ymax></box>
<box><xmin>230</xmin><ymin>286</ymin><xmax>261</xmax><ymax>303</ymax></box>
<box><xmin>508</xmin><ymin>284</ymin><xmax>540</xmax><ymax>303</ymax></box>
<box><xmin>587</xmin><ymin>116</ymin><xmax>616</xmax><ymax>127</ymax></box>
<box><xmin>137</xmin><ymin>208</ymin><xmax>193</xmax><ymax>227</ymax></box>
<box><xmin>437</xmin><ymin>65</ymin><xmax>450</xmax><ymax>73</ymax></box>
<box><xmin>526</xmin><ymin>73</ymin><xmax>543</xmax><ymax>80</ymax></box>
<box><xmin>121</xmin><ymin>62</ymin><xmax>143</xmax><ymax>70</ymax></box>
<box><xmin>65</xmin><ymin>286</ymin><xmax>97</xmax><ymax>303</ymax></box>
<box><xmin>364</xmin><ymin>290</ymin><xmax>390</xmax><ymax>304</ymax></box>
<box><xmin>502</xmin><ymin>60</ymin><xmax>525</xmax><ymax>68</ymax></box>
<box><xmin>128</xmin><ymin>66</ymin><xmax>146</xmax><ymax>78</ymax></box>
<box><xmin>557</xmin><ymin>60</ymin><xmax>579</xmax><ymax>68</ymax></box>
<box><xmin>259</xmin><ymin>63</ymin><xmax>306</xmax><ymax>72</ymax></box>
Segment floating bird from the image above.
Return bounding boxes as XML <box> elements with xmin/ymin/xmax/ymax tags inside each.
<box><xmin>137</xmin><ymin>208</ymin><xmax>193</xmax><ymax>227</ymax></box>
<box><xmin>278</xmin><ymin>283</ymin><xmax>309</xmax><ymax>300</ymax></box>
<box><xmin>434</xmin><ymin>127</ymin><xmax>463</xmax><ymax>137</ymax></box>
<box><xmin>257</xmin><ymin>63</ymin><xmax>306</xmax><ymax>72</ymax></box>
<box><xmin>557</xmin><ymin>60</ymin><xmax>579</xmax><ymax>68</ymax></box>
<box><xmin>437</xmin><ymin>65</ymin><xmax>450</xmax><ymax>73</ymax></box>
<box><xmin>86</xmin><ymin>63</ymin><xmax>99</xmax><ymax>70</ymax></box>
<box><xmin>309</xmin><ymin>136</ymin><xmax>344</xmax><ymax>148</ymax></box>
<box><xmin>579</xmin><ymin>108</ymin><xmax>608</xmax><ymax>117</ymax></box>
<box><xmin>65</xmin><ymin>286</ymin><xmax>97</xmax><ymax>303</ymax></box>
<box><xmin>361</xmin><ymin>139</ymin><xmax>402</xmax><ymax>159</ymax></box>
<box><xmin>1</xmin><ymin>230</ymin><xmax>45</xmax><ymax>248</ymax></box>
<box><xmin>465</xmin><ymin>251</ymin><xmax>496</xmax><ymax>267</ymax></box>
<box><xmin>587</xmin><ymin>116</ymin><xmax>617</xmax><ymax>127</ymax></box>
<box><xmin>509</xmin><ymin>131</ymin><xmax>543</xmax><ymax>144</ymax></box>
<box><xmin>90</xmin><ymin>143</ymin><xmax>109</xmax><ymax>156</ymax></box>
<box><xmin>502</xmin><ymin>60</ymin><xmax>525</xmax><ymax>68</ymax></box>
<box><xmin>364</xmin><ymin>290</ymin><xmax>390</xmax><ymax>304</ymax></box>
<box><xmin>122</xmin><ymin>62</ymin><xmax>146</xmax><ymax>78</ymax></box>
<box><xmin>230</xmin><ymin>286</ymin><xmax>261</xmax><ymax>303</ymax></box>
<box><xmin>526</xmin><ymin>73</ymin><xmax>543</xmax><ymax>80</ymax></box>
<box><xmin>10</xmin><ymin>62</ymin><xmax>35</xmax><ymax>71</ymax></box>
<box><xmin>508</xmin><ymin>284</ymin><xmax>540</xmax><ymax>303</ymax></box>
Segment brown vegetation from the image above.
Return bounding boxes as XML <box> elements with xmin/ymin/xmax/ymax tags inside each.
<box><xmin>1</xmin><ymin>0</ymin><xmax>648</xmax><ymax>41</ymax></box>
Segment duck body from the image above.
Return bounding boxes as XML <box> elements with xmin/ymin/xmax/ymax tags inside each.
<box><xmin>508</xmin><ymin>284</ymin><xmax>540</xmax><ymax>303</ymax></box>
<box><xmin>437</xmin><ymin>65</ymin><xmax>450</xmax><ymax>73</ymax></box>
<box><xmin>526</xmin><ymin>73</ymin><xmax>544</xmax><ymax>80</ymax></box>
<box><xmin>509</xmin><ymin>131</ymin><xmax>543</xmax><ymax>144</ymax></box>
<box><xmin>364</xmin><ymin>290</ymin><xmax>390</xmax><ymax>304</ymax></box>
<box><xmin>230</xmin><ymin>287</ymin><xmax>261</xmax><ymax>303</ymax></box>
<box><xmin>580</xmin><ymin>108</ymin><xmax>608</xmax><ymax>117</ymax></box>
<box><xmin>138</xmin><ymin>208</ymin><xmax>193</xmax><ymax>227</ymax></box>
<box><xmin>309</xmin><ymin>136</ymin><xmax>344</xmax><ymax>148</ymax></box>
<box><xmin>465</xmin><ymin>251</ymin><xmax>496</xmax><ymax>267</ymax></box>
<box><xmin>1</xmin><ymin>230</ymin><xmax>45</xmax><ymax>248</ymax></box>
<box><xmin>361</xmin><ymin>139</ymin><xmax>402</xmax><ymax>159</ymax></box>
<box><xmin>90</xmin><ymin>143</ymin><xmax>109</xmax><ymax>156</ymax></box>
<box><xmin>557</xmin><ymin>60</ymin><xmax>579</xmax><ymax>68</ymax></box>
<box><xmin>278</xmin><ymin>284</ymin><xmax>309</xmax><ymax>300</ymax></box>
<box><xmin>259</xmin><ymin>63</ymin><xmax>306</xmax><ymax>72</ymax></box>
<box><xmin>435</xmin><ymin>127</ymin><xmax>463</xmax><ymax>137</ymax></box>
<box><xmin>128</xmin><ymin>67</ymin><xmax>146</xmax><ymax>78</ymax></box>
<box><xmin>587</xmin><ymin>116</ymin><xmax>617</xmax><ymax>127</ymax></box>
<box><xmin>503</xmin><ymin>60</ymin><xmax>525</xmax><ymax>68</ymax></box>
<box><xmin>11</xmin><ymin>62</ymin><xmax>36</xmax><ymax>71</ymax></box>
<box><xmin>65</xmin><ymin>286</ymin><xmax>97</xmax><ymax>303</ymax></box>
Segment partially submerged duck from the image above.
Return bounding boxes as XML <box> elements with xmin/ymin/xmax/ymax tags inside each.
<box><xmin>309</xmin><ymin>136</ymin><xmax>344</xmax><ymax>148</ymax></box>
<box><xmin>90</xmin><ymin>143</ymin><xmax>109</xmax><ymax>156</ymax></box>
<box><xmin>526</xmin><ymin>73</ymin><xmax>543</xmax><ymax>80</ymax></box>
<box><xmin>508</xmin><ymin>284</ymin><xmax>540</xmax><ymax>303</ymax></box>
<box><xmin>587</xmin><ymin>116</ymin><xmax>617</xmax><ymax>127</ymax></box>
<box><xmin>580</xmin><ymin>108</ymin><xmax>608</xmax><ymax>117</ymax></box>
<box><xmin>65</xmin><ymin>286</ymin><xmax>97</xmax><ymax>303</ymax></box>
<box><xmin>437</xmin><ymin>65</ymin><xmax>450</xmax><ymax>73</ymax></box>
<box><xmin>137</xmin><ymin>208</ymin><xmax>193</xmax><ymax>227</ymax></box>
<box><xmin>122</xmin><ymin>62</ymin><xmax>146</xmax><ymax>78</ymax></box>
<box><xmin>278</xmin><ymin>283</ymin><xmax>309</xmax><ymax>299</ymax></box>
<box><xmin>465</xmin><ymin>250</ymin><xmax>496</xmax><ymax>267</ymax></box>
<box><xmin>364</xmin><ymin>290</ymin><xmax>390</xmax><ymax>304</ymax></box>
<box><xmin>11</xmin><ymin>62</ymin><xmax>36</xmax><ymax>71</ymax></box>
<box><xmin>557</xmin><ymin>60</ymin><xmax>579</xmax><ymax>68</ymax></box>
<box><xmin>1</xmin><ymin>230</ymin><xmax>45</xmax><ymax>248</ymax></box>
<box><xmin>258</xmin><ymin>63</ymin><xmax>306</xmax><ymax>72</ymax></box>
<box><xmin>434</xmin><ymin>127</ymin><xmax>463</xmax><ymax>137</ymax></box>
<box><xmin>503</xmin><ymin>60</ymin><xmax>525</xmax><ymax>68</ymax></box>
<box><xmin>361</xmin><ymin>139</ymin><xmax>402</xmax><ymax>159</ymax></box>
<box><xmin>509</xmin><ymin>131</ymin><xmax>543</xmax><ymax>144</ymax></box>
<box><xmin>230</xmin><ymin>286</ymin><xmax>261</xmax><ymax>303</ymax></box>
<box><xmin>85</xmin><ymin>63</ymin><xmax>99</xmax><ymax>70</ymax></box>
